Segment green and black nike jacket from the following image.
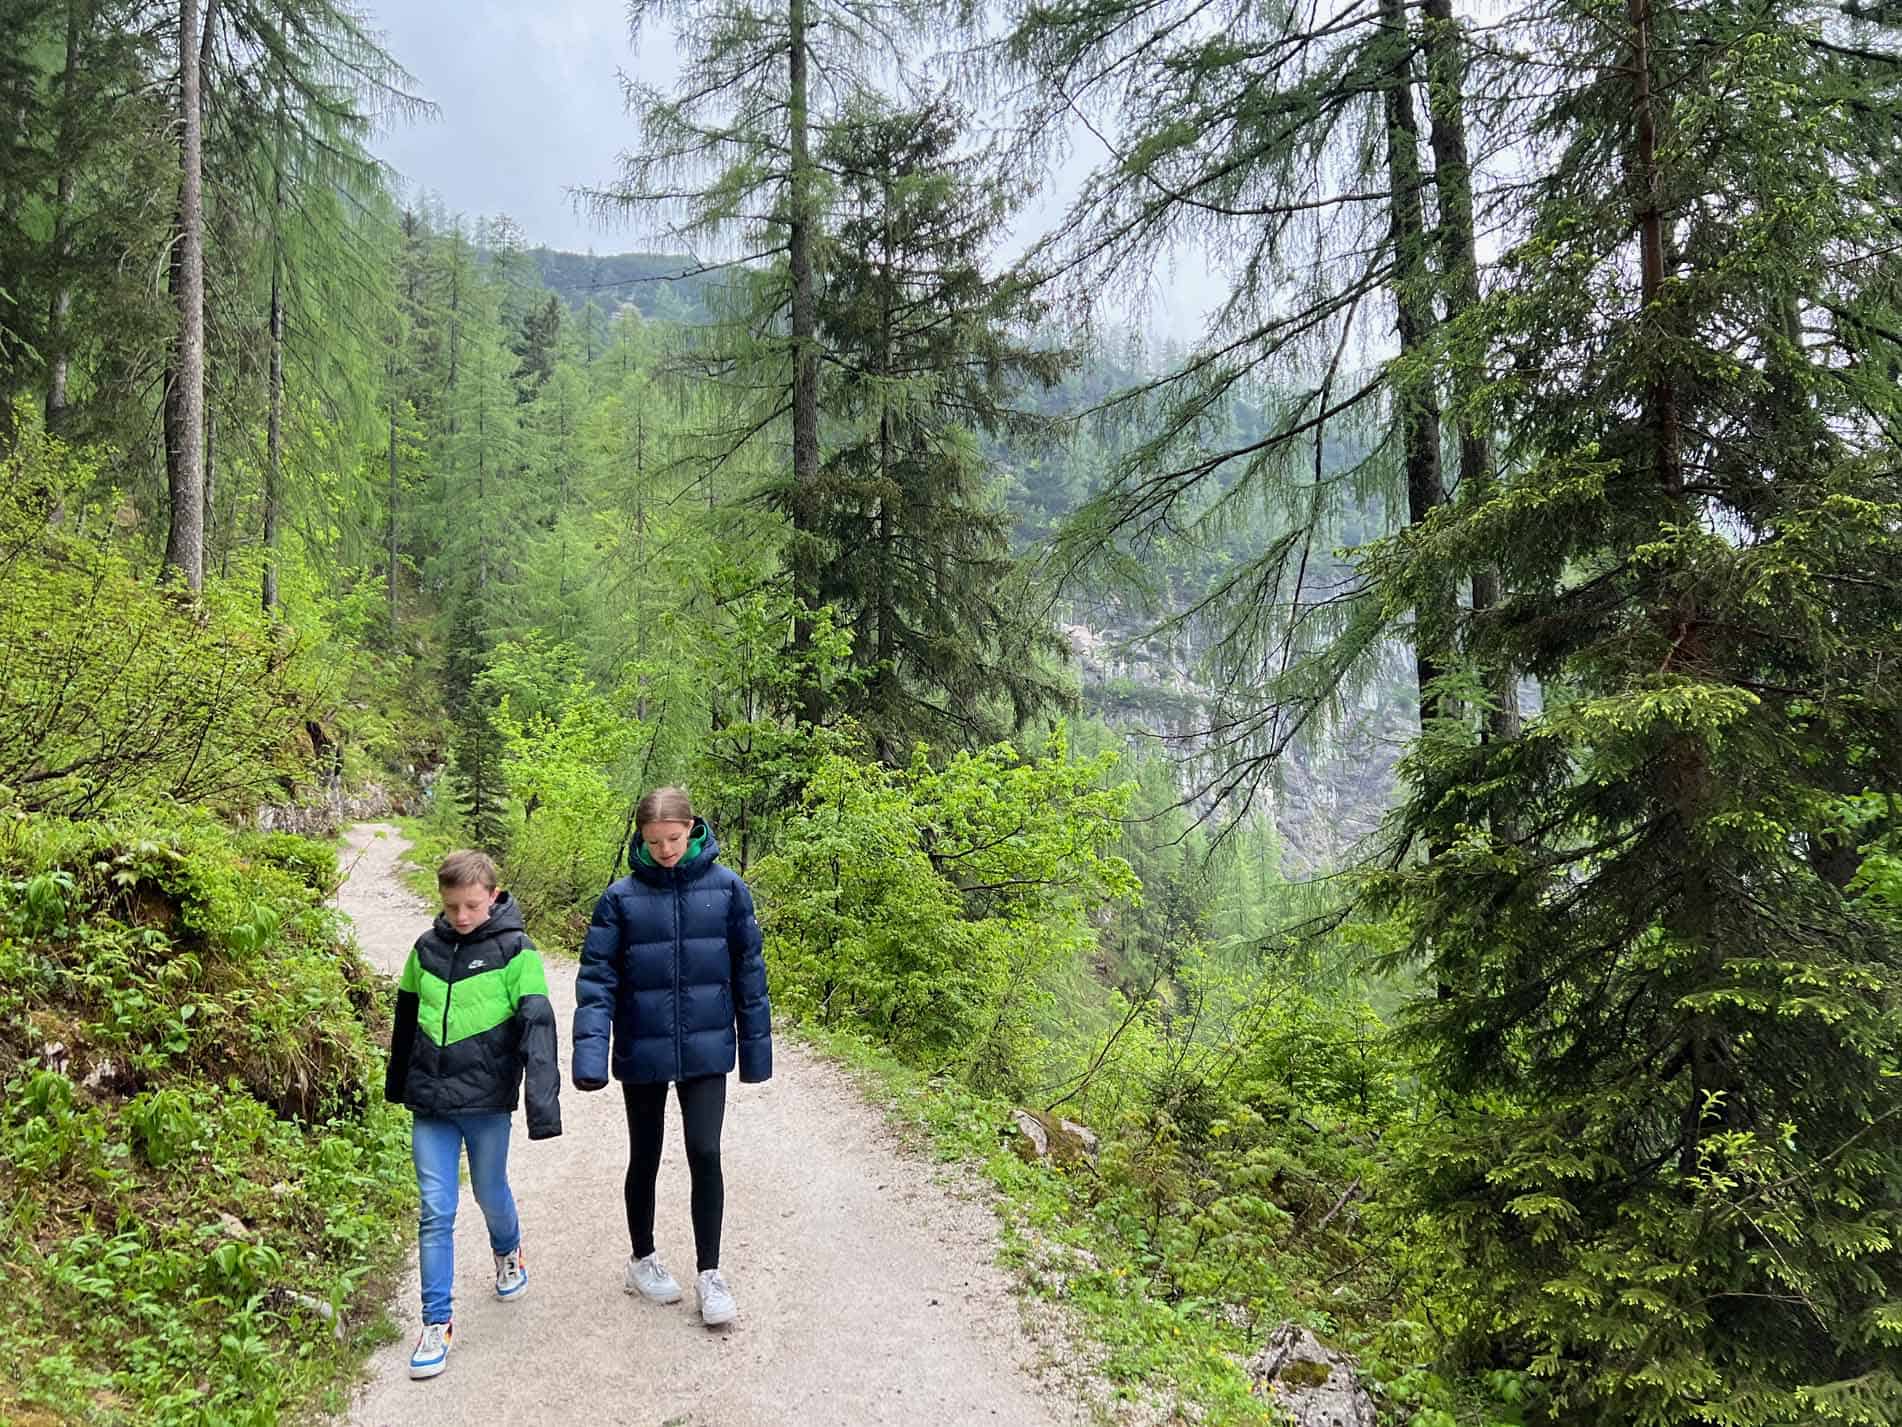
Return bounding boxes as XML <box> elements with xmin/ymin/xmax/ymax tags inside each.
<box><xmin>384</xmin><ymin>891</ymin><xmax>562</xmax><ymax>1139</ymax></box>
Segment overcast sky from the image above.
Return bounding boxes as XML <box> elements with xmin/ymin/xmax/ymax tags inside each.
<box><xmin>361</xmin><ymin>0</ymin><xmax>1216</xmax><ymax>338</ymax></box>
<box><xmin>366</xmin><ymin>0</ymin><xmax>658</xmax><ymax>252</ymax></box>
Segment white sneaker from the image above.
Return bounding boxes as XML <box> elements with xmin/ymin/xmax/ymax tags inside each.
<box><xmin>408</xmin><ymin>1320</ymin><xmax>452</xmax><ymax>1379</ymax></box>
<box><xmin>494</xmin><ymin>1244</ymin><xmax>527</xmax><ymax>1300</ymax></box>
<box><xmin>625</xmin><ymin>1251</ymin><xmax>683</xmax><ymax>1303</ymax></box>
<box><xmin>696</xmin><ymin>1267</ymin><xmax>737</xmax><ymax>1326</ymax></box>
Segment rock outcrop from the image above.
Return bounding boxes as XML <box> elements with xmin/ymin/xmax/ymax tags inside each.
<box><xmin>1247</xmin><ymin>1321</ymin><xmax>1376</xmax><ymax>1427</ymax></box>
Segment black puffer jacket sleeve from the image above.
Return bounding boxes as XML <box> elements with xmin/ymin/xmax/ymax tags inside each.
<box><xmin>510</xmin><ymin>942</ymin><xmax>563</xmax><ymax>1140</ymax></box>
<box><xmin>385</xmin><ymin>945</ymin><xmax>422</xmax><ymax>1104</ymax></box>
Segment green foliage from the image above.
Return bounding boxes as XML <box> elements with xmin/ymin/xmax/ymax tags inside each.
<box><xmin>0</xmin><ymin>807</ymin><xmax>410</xmax><ymax>1427</ymax></box>
<box><xmin>249</xmin><ymin>832</ymin><xmax>339</xmax><ymax>897</ymax></box>
<box><xmin>0</xmin><ymin>414</ymin><xmax>336</xmax><ymax>817</ymax></box>
<box><xmin>796</xmin><ymin>978</ymin><xmax>1405</xmax><ymax>1426</ymax></box>
<box><xmin>812</xmin><ymin>93</ymin><xmax>1074</xmax><ymax>757</ymax></box>
<box><xmin>1362</xmin><ymin>6</ymin><xmax>1902</xmax><ymax>1420</ymax></box>
<box><xmin>481</xmin><ymin>639</ymin><xmax>647</xmax><ymax>933</ymax></box>
<box><xmin>687</xmin><ymin>589</ymin><xmax>860</xmax><ymax>870</ymax></box>
<box><xmin>755</xmin><ymin>730</ymin><xmax>1137</xmax><ymax>1086</ymax></box>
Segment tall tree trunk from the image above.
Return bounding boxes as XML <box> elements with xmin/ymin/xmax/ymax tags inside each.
<box><xmin>202</xmin><ymin>402</ymin><xmax>216</xmax><ymax>561</ymax></box>
<box><xmin>1423</xmin><ymin>0</ymin><xmax>1518</xmax><ymax>744</ymax></box>
<box><xmin>634</xmin><ymin>409</ymin><xmax>649</xmax><ymax>722</ymax></box>
<box><xmin>263</xmin><ymin>238</ymin><xmax>284</xmax><ymax>611</ymax></box>
<box><xmin>1628</xmin><ymin>0</ymin><xmax>1680</xmax><ymax>495</ymax></box>
<box><xmin>1380</xmin><ymin>0</ymin><xmax>1446</xmax><ymax>733</ymax></box>
<box><xmin>476</xmin><ymin>349</ymin><xmax>488</xmax><ymax>593</ymax></box>
<box><xmin>873</xmin><ymin>199</ymin><xmax>897</xmax><ymax>764</ymax></box>
<box><xmin>199</xmin><ymin>0</ymin><xmax>220</xmax><ymax>71</ymax></box>
<box><xmin>163</xmin><ymin>0</ymin><xmax>206</xmax><ymax>592</ymax></box>
<box><xmin>555</xmin><ymin>384</ymin><xmax>572</xmax><ymax>639</ymax></box>
<box><xmin>1625</xmin><ymin>0</ymin><xmax>1707</xmax><ymax>1179</ymax></box>
<box><xmin>263</xmin><ymin>102</ymin><xmax>284</xmax><ymax>612</ymax></box>
<box><xmin>788</xmin><ymin>0</ymin><xmax>821</xmax><ymax>716</ymax></box>
<box><xmin>44</xmin><ymin>0</ymin><xmax>87</xmax><ymax>432</ymax></box>
<box><xmin>386</xmin><ymin>386</ymin><xmax>399</xmax><ymax>634</ymax></box>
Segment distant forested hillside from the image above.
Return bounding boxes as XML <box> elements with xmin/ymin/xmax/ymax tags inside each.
<box><xmin>528</xmin><ymin>246</ymin><xmax>718</xmax><ymax>321</ymax></box>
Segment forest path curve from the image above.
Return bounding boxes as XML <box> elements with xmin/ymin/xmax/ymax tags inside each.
<box><xmin>333</xmin><ymin>822</ymin><xmax>1084</xmax><ymax>1427</ymax></box>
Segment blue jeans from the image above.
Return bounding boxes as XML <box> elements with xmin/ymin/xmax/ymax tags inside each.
<box><xmin>412</xmin><ymin>1113</ymin><xmax>520</xmax><ymax>1324</ymax></box>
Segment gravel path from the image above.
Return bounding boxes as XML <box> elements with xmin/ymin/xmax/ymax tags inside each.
<box><xmin>334</xmin><ymin>823</ymin><xmax>1084</xmax><ymax>1427</ymax></box>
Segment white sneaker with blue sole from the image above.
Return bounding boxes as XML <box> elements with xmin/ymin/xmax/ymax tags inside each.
<box><xmin>494</xmin><ymin>1245</ymin><xmax>528</xmax><ymax>1300</ymax></box>
<box><xmin>409</xmin><ymin>1320</ymin><xmax>452</xmax><ymax>1379</ymax></box>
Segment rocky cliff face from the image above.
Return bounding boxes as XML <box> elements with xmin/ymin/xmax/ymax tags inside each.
<box><xmin>1062</xmin><ymin>619</ymin><xmax>1409</xmax><ymax>876</ymax></box>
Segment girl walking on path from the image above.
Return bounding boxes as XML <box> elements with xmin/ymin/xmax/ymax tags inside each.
<box><xmin>571</xmin><ymin>787</ymin><xmax>773</xmax><ymax>1326</ymax></box>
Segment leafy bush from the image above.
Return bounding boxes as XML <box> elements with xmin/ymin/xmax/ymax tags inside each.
<box><xmin>0</xmin><ymin>416</ymin><xmax>341</xmax><ymax>819</ymax></box>
<box><xmin>753</xmin><ymin>731</ymin><xmax>1138</xmax><ymax>1088</ymax></box>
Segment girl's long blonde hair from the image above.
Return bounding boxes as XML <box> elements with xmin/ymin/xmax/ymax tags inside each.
<box><xmin>635</xmin><ymin>786</ymin><xmax>695</xmax><ymax>828</ymax></box>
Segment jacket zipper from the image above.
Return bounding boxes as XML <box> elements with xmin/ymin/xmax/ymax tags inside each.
<box><xmin>441</xmin><ymin>939</ymin><xmax>457</xmax><ymax>1048</ymax></box>
<box><xmin>673</xmin><ymin>871</ymin><xmax>684</xmax><ymax>1078</ymax></box>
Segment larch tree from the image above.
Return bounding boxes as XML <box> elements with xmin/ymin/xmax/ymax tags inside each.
<box><xmin>999</xmin><ymin>0</ymin><xmax>1487</xmax><ymax>820</ymax></box>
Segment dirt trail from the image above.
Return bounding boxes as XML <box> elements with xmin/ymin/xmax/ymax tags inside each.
<box><xmin>334</xmin><ymin>823</ymin><xmax>1084</xmax><ymax>1427</ymax></box>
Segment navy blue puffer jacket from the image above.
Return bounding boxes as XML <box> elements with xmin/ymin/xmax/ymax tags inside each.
<box><xmin>572</xmin><ymin>819</ymin><xmax>772</xmax><ymax>1087</ymax></box>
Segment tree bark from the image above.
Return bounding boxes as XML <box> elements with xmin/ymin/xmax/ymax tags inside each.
<box><xmin>44</xmin><ymin>0</ymin><xmax>87</xmax><ymax>432</ymax></box>
<box><xmin>1380</xmin><ymin>0</ymin><xmax>1447</xmax><ymax>733</ymax></box>
<box><xmin>1423</xmin><ymin>0</ymin><xmax>1519</xmax><ymax>744</ymax></box>
<box><xmin>1628</xmin><ymin>0</ymin><xmax>1681</xmax><ymax>495</ymax></box>
<box><xmin>263</xmin><ymin>100</ymin><xmax>285</xmax><ymax>612</ymax></box>
<box><xmin>202</xmin><ymin>402</ymin><xmax>216</xmax><ymax>561</ymax></box>
<box><xmin>163</xmin><ymin>0</ymin><xmax>206</xmax><ymax>592</ymax></box>
<box><xmin>788</xmin><ymin>0</ymin><xmax>821</xmax><ymax>717</ymax></box>
<box><xmin>386</xmin><ymin>389</ymin><xmax>399</xmax><ymax>633</ymax></box>
<box><xmin>873</xmin><ymin>185</ymin><xmax>897</xmax><ymax>763</ymax></box>
<box><xmin>263</xmin><ymin>233</ymin><xmax>284</xmax><ymax>612</ymax></box>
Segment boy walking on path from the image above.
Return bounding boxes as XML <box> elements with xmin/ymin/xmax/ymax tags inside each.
<box><xmin>385</xmin><ymin>850</ymin><xmax>562</xmax><ymax>1379</ymax></box>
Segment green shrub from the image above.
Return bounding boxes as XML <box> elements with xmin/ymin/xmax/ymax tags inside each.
<box><xmin>753</xmin><ymin>732</ymin><xmax>1138</xmax><ymax>1088</ymax></box>
<box><xmin>0</xmin><ymin>420</ymin><xmax>340</xmax><ymax>819</ymax></box>
<box><xmin>250</xmin><ymin>833</ymin><xmax>340</xmax><ymax>896</ymax></box>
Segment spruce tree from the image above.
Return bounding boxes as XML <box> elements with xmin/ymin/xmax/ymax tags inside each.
<box><xmin>1373</xmin><ymin>3</ymin><xmax>1902</xmax><ymax>1419</ymax></box>
<box><xmin>585</xmin><ymin>0</ymin><xmax>941</xmax><ymax>674</ymax></box>
<box><xmin>815</xmin><ymin>94</ymin><xmax>1072</xmax><ymax>759</ymax></box>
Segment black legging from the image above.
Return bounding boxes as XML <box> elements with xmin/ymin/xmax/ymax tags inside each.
<box><xmin>622</xmin><ymin>1075</ymin><xmax>727</xmax><ymax>1272</ymax></box>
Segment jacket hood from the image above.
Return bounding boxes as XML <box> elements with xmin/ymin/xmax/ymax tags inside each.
<box><xmin>629</xmin><ymin>816</ymin><xmax>720</xmax><ymax>886</ymax></box>
<box><xmin>432</xmin><ymin>888</ymin><xmax>525</xmax><ymax>944</ymax></box>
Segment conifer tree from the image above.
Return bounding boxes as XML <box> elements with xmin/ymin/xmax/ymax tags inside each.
<box><xmin>1001</xmin><ymin>0</ymin><xmax>1468</xmax><ymax>809</ymax></box>
<box><xmin>1372</xmin><ymin>4</ymin><xmax>1902</xmax><ymax>1419</ymax></box>
<box><xmin>586</xmin><ymin>0</ymin><xmax>940</xmax><ymax>651</ymax></box>
<box><xmin>445</xmin><ymin>595</ymin><xmax>510</xmax><ymax>850</ymax></box>
<box><xmin>815</xmin><ymin>94</ymin><xmax>1072</xmax><ymax>758</ymax></box>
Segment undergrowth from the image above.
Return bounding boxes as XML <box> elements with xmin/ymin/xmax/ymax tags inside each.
<box><xmin>0</xmin><ymin>807</ymin><xmax>412</xmax><ymax>1427</ymax></box>
<box><xmin>797</xmin><ymin>1019</ymin><xmax>1539</xmax><ymax>1427</ymax></box>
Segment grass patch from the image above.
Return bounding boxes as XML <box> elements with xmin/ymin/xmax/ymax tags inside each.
<box><xmin>385</xmin><ymin>816</ymin><xmax>456</xmax><ymax>904</ymax></box>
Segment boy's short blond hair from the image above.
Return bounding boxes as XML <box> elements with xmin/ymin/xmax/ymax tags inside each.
<box><xmin>437</xmin><ymin>849</ymin><xmax>498</xmax><ymax>891</ymax></box>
